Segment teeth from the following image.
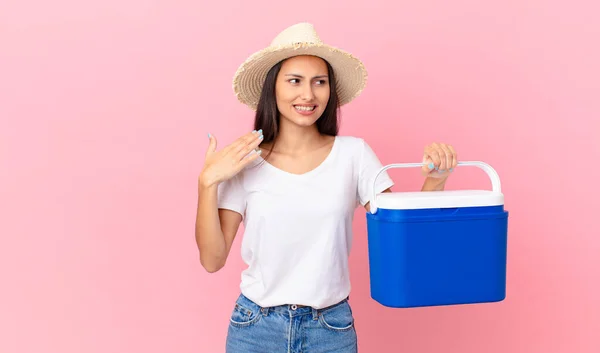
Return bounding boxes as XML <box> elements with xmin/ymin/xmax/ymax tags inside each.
<box><xmin>294</xmin><ymin>105</ymin><xmax>315</xmax><ymax>111</ymax></box>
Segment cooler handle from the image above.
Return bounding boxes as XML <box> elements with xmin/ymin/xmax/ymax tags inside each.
<box><xmin>369</xmin><ymin>161</ymin><xmax>502</xmax><ymax>214</ymax></box>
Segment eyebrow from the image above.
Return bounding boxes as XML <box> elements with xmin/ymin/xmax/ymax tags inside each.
<box><xmin>284</xmin><ymin>74</ymin><xmax>329</xmax><ymax>79</ymax></box>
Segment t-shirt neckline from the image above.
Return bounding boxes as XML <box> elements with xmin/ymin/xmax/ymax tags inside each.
<box><xmin>257</xmin><ymin>136</ymin><xmax>339</xmax><ymax>178</ymax></box>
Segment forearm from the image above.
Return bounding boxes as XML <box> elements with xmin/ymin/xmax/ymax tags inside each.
<box><xmin>421</xmin><ymin>176</ymin><xmax>447</xmax><ymax>191</ymax></box>
<box><xmin>195</xmin><ymin>178</ymin><xmax>227</xmax><ymax>271</ymax></box>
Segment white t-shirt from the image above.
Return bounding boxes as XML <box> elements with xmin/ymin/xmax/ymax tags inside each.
<box><xmin>217</xmin><ymin>135</ymin><xmax>394</xmax><ymax>309</ymax></box>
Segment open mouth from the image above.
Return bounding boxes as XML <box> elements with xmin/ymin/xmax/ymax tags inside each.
<box><xmin>294</xmin><ymin>105</ymin><xmax>317</xmax><ymax>112</ymax></box>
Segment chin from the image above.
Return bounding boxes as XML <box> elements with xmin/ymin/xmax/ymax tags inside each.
<box><xmin>289</xmin><ymin>109</ymin><xmax>324</xmax><ymax>126</ymax></box>
<box><xmin>293</xmin><ymin>117</ymin><xmax>319</xmax><ymax>127</ymax></box>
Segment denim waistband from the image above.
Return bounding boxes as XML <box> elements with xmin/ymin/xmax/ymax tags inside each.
<box><xmin>236</xmin><ymin>293</ymin><xmax>350</xmax><ymax>319</ymax></box>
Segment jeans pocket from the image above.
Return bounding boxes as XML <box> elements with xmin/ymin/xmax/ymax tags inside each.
<box><xmin>229</xmin><ymin>302</ymin><xmax>262</xmax><ymax>328</ymax></box>
<box><xmin>318</xmin><ymin>301</ymin><xmax>355</xmax><ymax>332</ymax></box>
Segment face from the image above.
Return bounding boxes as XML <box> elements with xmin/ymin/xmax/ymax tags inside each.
<box><xmin>275</xmin><ymin>55</ymin><xmax>330</xmax><ymax>128</ymax></box>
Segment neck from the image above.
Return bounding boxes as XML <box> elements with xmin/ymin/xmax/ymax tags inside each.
<box><xmin>273</xmin><ymin>119</ymin><xmax>323</xmax><ymax>153</ymax></box>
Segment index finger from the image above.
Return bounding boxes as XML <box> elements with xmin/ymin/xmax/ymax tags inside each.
<box><xmin>225</xmin><ymin>129</ymin><xmax>263</xmax><ymax>153</ymax></box>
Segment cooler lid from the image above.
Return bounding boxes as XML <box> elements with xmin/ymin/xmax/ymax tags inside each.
<box><xmin>375</xmin><ymin>190</ymin><xmax>504</xmax><ymax>210</ymax></box>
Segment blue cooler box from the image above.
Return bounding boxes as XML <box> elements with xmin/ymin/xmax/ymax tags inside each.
<box><xmin>366</xmin><ymin>161</ymin><xmax>509</xmax><ymax>308</ymax></box>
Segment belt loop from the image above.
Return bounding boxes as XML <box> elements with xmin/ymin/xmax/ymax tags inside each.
<box><xmin>261</xmin><ymin>306</ymin><xmax>269</xmax><ymax>316</ymax></box>
<box><xmin>312</xmin><ymin>307</ymin><xmax>319</xmax><ymax>321</ymax></box>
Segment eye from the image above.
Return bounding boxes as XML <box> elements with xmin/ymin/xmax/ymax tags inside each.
<box><xmin>288</xmin><ymin>78</ymin><xmax>300</xmax><ymax>84</ymax></box>
<box><xmin>315</xmin><ymin>79</ymin><xmax>328</xmax><ymax>85</ymax></box>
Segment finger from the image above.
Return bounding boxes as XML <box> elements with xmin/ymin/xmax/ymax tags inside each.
<box><xmin>435</xmin><ymin>150</ymin><xmax>445</xmax><ymax>171</ymax></box>
<box><xmin>439</xmin><ymin>144</ymin><xmax>452</xmax><ymax>171</ymax></box>
<box><xmin>435</xmin><ymin>146</ymin><xmax>446</xmax><ymax>171</ymax></box>
<box><xmin>236</xmin><ymin>134</ymin><xmax>264</xmax><ymax>161</ymax></box>
<box><xmin>421</xmin><ymin>154</ymin><xmax>434</xmax><ymax>175</ymax></box>
<box><xmin>223</xmin><ymin>130</ymin><xmax>260</xmax><ymax>154</ymax></box>
<box><xmin>447</xmin><ymin>144</ymin><xmax>457</xmax><ymax>170</ymax></box>
<box><xmin>425</xmin><ymin>145</ymin><xmax>442</xmax><ymax>170</ymax></box>
<box><xmin>224</xmin><ymin>131</ymin><xmax>255</xmax><ymax>154</ymax></box>
<box><xmin>239</xmin><ymin>148</ymin><xmax>262</xmax><ymax>166</ymax></box>
<box><xmin>230</xmin><ymin>129</ymin><xmax>263</xmax><ymax>155</ymax></box>
<box><xmin>206</xmin><ymin>133</ymin><xmax>217</xmax><ymax>155</ymax></box>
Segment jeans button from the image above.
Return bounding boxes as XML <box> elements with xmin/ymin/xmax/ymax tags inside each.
<box><xmin>291</xmin><ymin>304</ymin><xmax>297</xmax><ymax>310</ymax></box>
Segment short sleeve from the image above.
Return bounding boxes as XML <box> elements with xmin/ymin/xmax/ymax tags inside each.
<box><xmin>217</xmin><ymin>174</ymin><xmax>247</xmax><ymax>219</ymax></box>
<box><xmin>357</xmin><ymin>139</ymin><xmax>394</xmax><ymax>206</ymax></box>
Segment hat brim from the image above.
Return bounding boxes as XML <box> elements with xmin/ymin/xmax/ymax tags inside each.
<box><xmin>232</xmin><ymin>43</ymin><xmax>367</xmax><ymax>111</ymax></box>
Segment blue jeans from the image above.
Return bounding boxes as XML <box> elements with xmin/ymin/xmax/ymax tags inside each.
<box><xmin>226</xmin><ymin>293</ymin><xmax>358</xmax><ymax>353</ymax></box>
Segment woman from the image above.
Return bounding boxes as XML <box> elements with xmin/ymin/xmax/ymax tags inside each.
<box><xmin>195</xmin><ymin>23</ymin><xmax>457</xmax><ymax>353</ymax></box>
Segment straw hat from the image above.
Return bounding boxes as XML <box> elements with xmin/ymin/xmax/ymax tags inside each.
<box><xmin>232</xmin><ymin>22</ymin><xmax>367</xmax><ymax>110</ymax></box>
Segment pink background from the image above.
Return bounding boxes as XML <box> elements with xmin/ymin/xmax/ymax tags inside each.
<box><xmin>1</xmin><ymin>1</ymin><xmax>599</xmax><ymax>352</ymax></box>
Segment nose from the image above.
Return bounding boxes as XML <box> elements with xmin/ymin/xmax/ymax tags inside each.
<box><xmin>300</xmin><ymin>83</ymin><xmax>315</xmax><ymax>101</ymax></box>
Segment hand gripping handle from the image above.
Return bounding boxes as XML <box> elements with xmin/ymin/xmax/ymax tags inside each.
<box><xmin>369</xmin><ymin>161</ymin><xmax>502</xmax><ymax>214</ymax></box>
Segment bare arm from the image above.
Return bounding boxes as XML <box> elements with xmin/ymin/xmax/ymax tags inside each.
<box><xmin>195</xmin><ymin>181</ymin><xmax>243</xmax><ymax>273</ymax></box>
<box><xmin>421</xmin><ymin>176</ymin><xmax>447</xmax><ymax>191</ymax></box>
<box><xmin>195</xmin><ymin>130</ymin><xmax>263</xmax><ymax>273</ymax></box>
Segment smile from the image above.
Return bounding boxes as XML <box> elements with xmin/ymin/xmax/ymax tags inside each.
<box><xmin>294</xmin><ymin>105</ymin><xmax>316</xmax><ymax>112</ymax></box>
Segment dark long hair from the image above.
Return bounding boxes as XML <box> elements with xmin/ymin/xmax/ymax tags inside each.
<box><xmin>254</xmin><ymin>57</ymin><xmax>340</xmax><ymax>160</ymax></box>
